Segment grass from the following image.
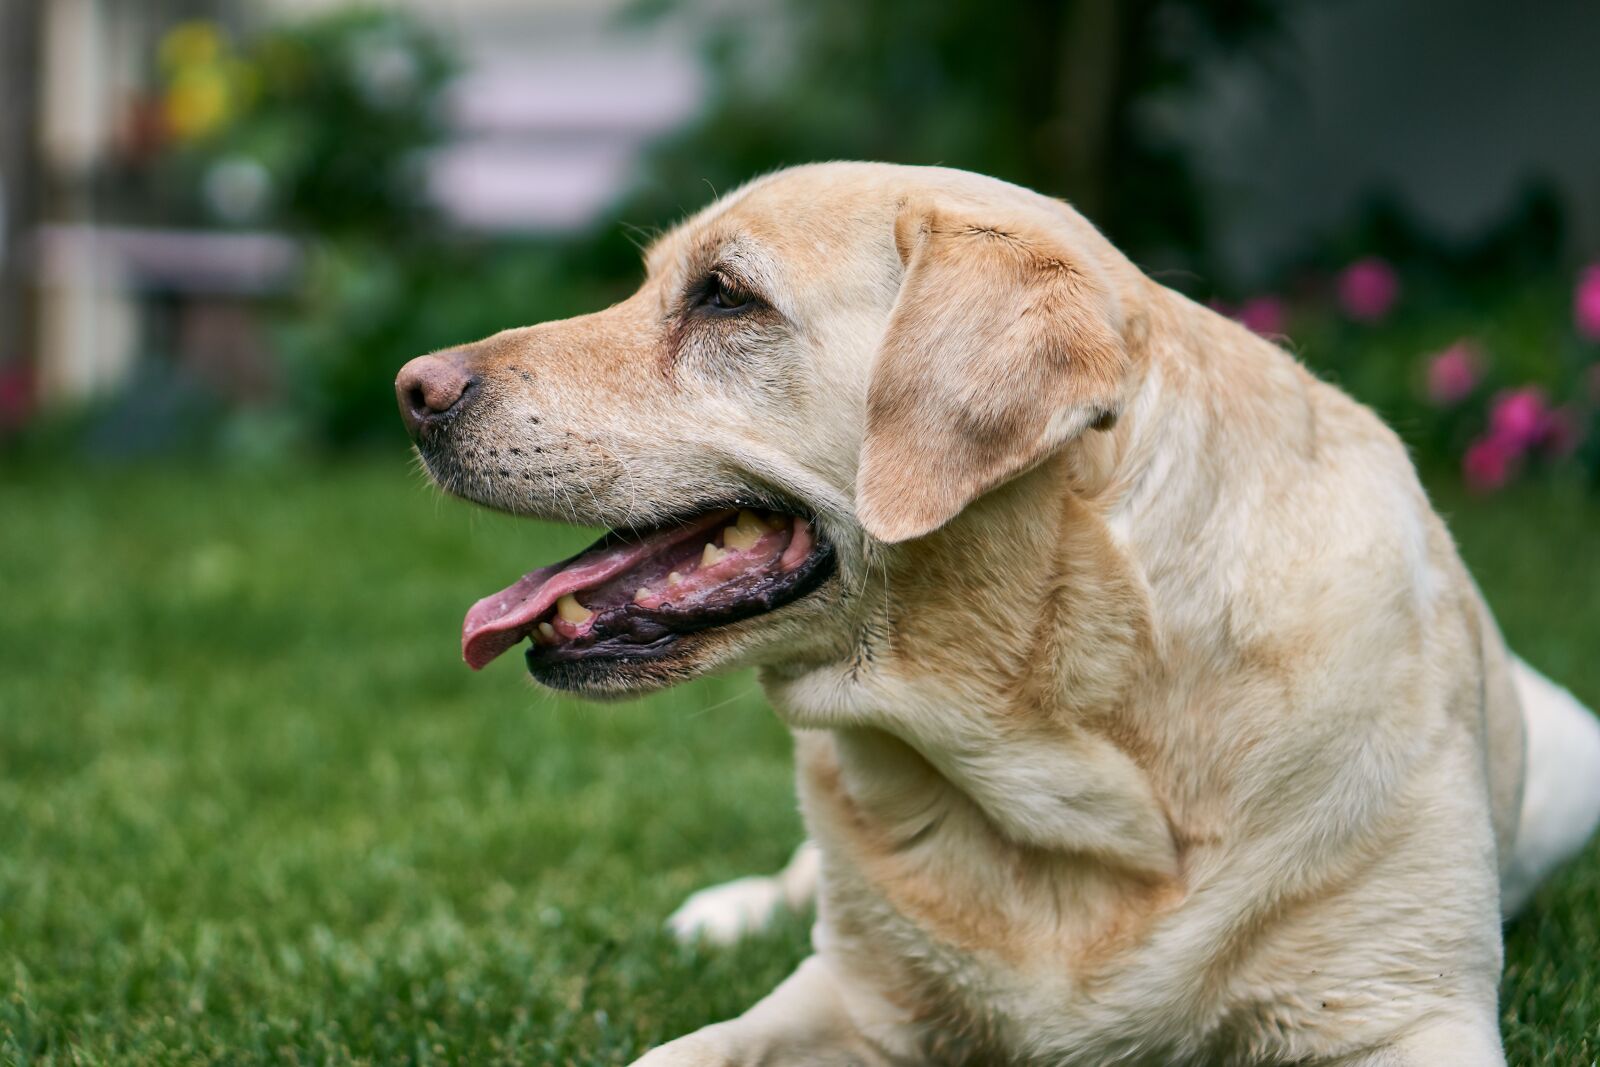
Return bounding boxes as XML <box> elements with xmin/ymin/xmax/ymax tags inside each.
<box><xmin>0</xmin><ymin>455</ymin><xmax>1595</xmax><ymax>1065</ymax></box>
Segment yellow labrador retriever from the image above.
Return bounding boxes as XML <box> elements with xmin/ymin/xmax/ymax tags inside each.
<box><xmin>395</xmin><ymin>163</ymin><xmax>1600</xmax><ymax>1066</ymax></box>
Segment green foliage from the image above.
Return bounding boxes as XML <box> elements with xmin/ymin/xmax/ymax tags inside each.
<box><xmin>158</xmin><ymin>8</ymin><xmax>456</xmax><ymax>235</ymax></box>
<box><xmin>139</xmin><ymin>2</ymin><xmax>1600</xmax><ymax>485</ymax></box>
<box><xmin>625</xmin><ymin>0</ymin><xmax>1296</xmax><ymax>275</ymax></box>
<box><xmin>1</xmin><ymin>458</ymin><xmax>1597</xmax><ymax>1063</ymax></box>
<box><xmin>1290</xmin><ymin>185</ymin><xmax>1569</xmax><ymax>293</ymax></box>
<box><xmin>268</xmin><ymin>238</ymin><xmax>635</xmax><ymax>447</ymax></box>
<box><xmin>152</xmin><ymin>9</ymin><xmax>484</xmax><ymax>447</ymax></box>
<box><xmin>1240</xmin><ymin>269</ymin><xmax>1600</xmax><ymax>491</ymax></box>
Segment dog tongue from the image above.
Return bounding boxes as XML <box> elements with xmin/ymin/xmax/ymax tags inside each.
<box><xmin>461</xmin><ymin>512</ymin><xmax>728</xmax><ymax>670</ymax></box>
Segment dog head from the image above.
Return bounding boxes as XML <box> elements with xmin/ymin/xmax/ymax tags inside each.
<box><xmin>398</xmin><ymin>163</ymin><xmax>1144</xmax><ymax>697</ymax></box>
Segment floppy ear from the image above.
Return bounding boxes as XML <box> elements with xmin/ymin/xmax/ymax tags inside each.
<box><xmin>855</xmin><ymin>203</ymin><xmax>1132</xmax><ymax>543</ymax></box>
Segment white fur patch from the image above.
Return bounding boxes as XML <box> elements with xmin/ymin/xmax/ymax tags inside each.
<box><xmin>668</xmin><ymin>842</ymin><xmax>819</xmax><ymax>946</ymax></box>
<box><xmin>668</xmin><ymin>875</ymin><xmax>789</xmax><ymax>946</ymax></box>
<box><xmin>1500</xmin><ymin>657</ymin><xmax>1600</xmax><ymax>915</ymax></box>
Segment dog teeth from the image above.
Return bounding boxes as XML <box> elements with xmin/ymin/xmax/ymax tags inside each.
<box><xmin>722</xmin><ymin>527</ymin><xmax>758</xmax><ymax>551</ymax></box>
<box><xmin>537</xmin><ymin>622</ymin><xmax>557</xmax><ymax>642</ymax></box>
<box><xmin>556</xmin><ymin>594</ymin><xmax>593</xmax><ymax>624</ymax></box>
<box><xmin>633</xmin><ymin>586</ymin><xmax>652</xmax><ymax>603</ymax></box>
<box><xmin>667</xmin><ymin>571</ymin><xmax>685</xmax><ymax>587</ymax></box>
<box><xmin>723</xmin><ymin>509</ymin><xmax>768</xmax><ymax>551</ymax></box>
<box><xmin>702</xmin><ymin>543</ymin><xmax>729</xmax><ymax>566</ymax></box>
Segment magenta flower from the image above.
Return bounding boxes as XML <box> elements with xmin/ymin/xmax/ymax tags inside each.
<box><xmin>1338</xmin><ymin>257</ymin><xmax>1400</xmax><ymax>323</ymax></box>
<box><xmin>1235</xmin><ymin>295</ymin><xmax>1288</xmax><ymax>337</ymax></box>
<box><xmin>1424</xmin><ymin>341</ymin><xmax>1482</xmax><ymax>406</ymax></box>
<box><xmin>1462</xmin><ymin>435</ymin><xmax>1519</xmax><ymax>493</ymax></box>
<box><xmin>1576</xmin><ymin>265</ymin><xmax>1600</xmax><ymax>342</ymax></box>
<box><xmin>1488</xmin><ymin>387</ymin><xmax>1550</xmax><ymax>449</ymax></box>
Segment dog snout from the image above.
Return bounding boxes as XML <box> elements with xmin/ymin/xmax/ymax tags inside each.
<box><xmin>396</xmin><ymin>352</ymin><xmax>479</xmax><ymax>438</ymax></box>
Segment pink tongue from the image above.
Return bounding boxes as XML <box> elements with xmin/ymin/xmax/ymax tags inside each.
<box><xmin>461</xmin><ymin>512</ymin><xmax>728</xmax><ymax>670</ymax></box>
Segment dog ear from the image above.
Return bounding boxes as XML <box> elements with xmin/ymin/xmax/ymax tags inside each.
<box><xmin>855</xmin><ymin>203</ymin><xmax>1132</xmax><ymax>543</ymax></box>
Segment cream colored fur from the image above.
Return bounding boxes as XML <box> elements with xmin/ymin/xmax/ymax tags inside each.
<box><xmin>412</xmin><ymin>163</ymin><xmax>1600</xmax><ymax>1066</ymax></box>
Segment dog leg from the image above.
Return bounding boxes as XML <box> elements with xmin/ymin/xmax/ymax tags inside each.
<box><xmin>1319</xmin><ymin>1014</ymin><xmax>1505</xmax><ymax>1066</ymax></box>
<box><xmin>631</xmin><ymin>954</ymin><xmax>904</xmax><ymax>1067</ymax></box>
<box><xmin>1499</xmin><ymin>656</ymin><xmax>1600</xmax><ymax>916</ymax></box>
<box><xmin>667</xmin><ymin>840</ymin><xmax>819</xmax><ymax>945</ymax></box>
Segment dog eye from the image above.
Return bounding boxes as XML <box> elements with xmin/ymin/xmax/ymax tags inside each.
<box><xmin>698</xmin><ymin>272</ymin><xmax>754</xmax><ymax>314</ymax></box>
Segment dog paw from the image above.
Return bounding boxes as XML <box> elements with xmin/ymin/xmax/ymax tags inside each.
<box><xmin>667</xmin><ymin>875</ymin><xmax>786</xmax><ymax>946</ymax></box>
<box><xmin>629</xmin><ymin>1030</ymin><xmax>737</xmax><ymax>1066</ymax></box>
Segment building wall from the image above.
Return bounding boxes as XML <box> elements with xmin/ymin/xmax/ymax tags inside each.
<box><xmin>1173</xmin><ymin>0</ymin><xmax>1600</xmax><ymax>283</ymax></box>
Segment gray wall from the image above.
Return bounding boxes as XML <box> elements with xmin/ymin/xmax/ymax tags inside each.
<box><xmin>1169</xmin><ymin>0</ymin><xmax>1600</xmax><ymax>284</ymax></box>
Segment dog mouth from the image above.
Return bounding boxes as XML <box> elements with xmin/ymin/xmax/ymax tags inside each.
<box><xmin>461</xmin><ymin>505</ymin><xmax>835</xmax><ymax>673</ymax></box>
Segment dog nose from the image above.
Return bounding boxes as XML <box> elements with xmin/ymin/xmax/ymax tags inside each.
<box><xmin>396</xmin><ymin>352</ymin><xmax>477</xmax><ymax>437</ymax></box>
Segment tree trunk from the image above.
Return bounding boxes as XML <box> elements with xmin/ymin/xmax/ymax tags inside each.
<box><xmin>1054</xmin><ymin>0</ymin><xmax>1123</xmax><ymax>224</ymax></box>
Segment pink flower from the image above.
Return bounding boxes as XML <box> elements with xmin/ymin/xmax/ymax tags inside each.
<box><xmin>1488</xmin><ymin>387</ymin><xmax>1550</xmax><ymax>449</ymax></box>
<box><xmin>1338</xmin><ymin>257</ymin><xmax>1400</xmax><ymax>323</ymax></box>
<box><xmin>1235</xmin><ymin>295</ymin><xmax>1288</xmax><ymax>337</ymax></box>
<box><xmin>1424</xmin><ymin>341</ymin><xmax>1482</xmax><ymax>406</ymax></box>
<box><xmin>1575</xmin><ymin>265</ymin><xmax>1600</xmax><ymax>342</ymax></box>
<box><xmin>1462</xmin><ymin>435</ymin><xmax>1520</xmax><ymax>493</ymax></box>
<box><xmin>1479</xmin><ymin>386</ymin><xmax>1581</xmax><ymax>464</ymax></box>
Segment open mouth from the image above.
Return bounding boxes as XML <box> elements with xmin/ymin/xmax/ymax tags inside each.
<box><xmin>461</xmin><ymin>506</ymin><xmax>835</xmax><ymax>674</ymax></box>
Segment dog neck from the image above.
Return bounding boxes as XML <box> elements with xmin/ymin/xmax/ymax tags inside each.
<box><xmin>764</xmin><ymin>452</ymin><xmax>1178</xmax><ymax>881</ymax></box>
<box><xmin>758</xmin><ymin>290</ymin><xmax>1300</xmax><ymax>882</ymax></box>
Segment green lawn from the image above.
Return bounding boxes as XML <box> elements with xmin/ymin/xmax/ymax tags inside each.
<box><xmin>1</xmin><ymin>456</ymin><xmax>1596</xmax><ymax>1065</ymax></box>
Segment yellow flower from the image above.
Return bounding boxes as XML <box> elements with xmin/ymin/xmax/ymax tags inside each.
<box><xmin>165</xmin><ymin>67</ymin><xmax>230</xmax><ymax>140</ymax></box>
<box><xmin>159</xmin><ymin>20</ymin><xmax>224</xmax><ymax>72</ymax></box>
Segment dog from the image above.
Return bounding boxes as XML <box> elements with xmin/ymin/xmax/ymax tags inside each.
<box><xmin>395</xmin><ymin>163</ymin><xmax>1600</xmax><ymax>1065</ymax></box>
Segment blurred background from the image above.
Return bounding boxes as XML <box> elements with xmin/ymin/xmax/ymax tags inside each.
<box><xmin>2</xmin><ymin>2</ymin><xmax>1598</xmax><ymax>1063</ymax></box>
<box><xmin>4</xmin><ymin>0</ymin><xmax>1600</xmax><ymax>471</ymax></box>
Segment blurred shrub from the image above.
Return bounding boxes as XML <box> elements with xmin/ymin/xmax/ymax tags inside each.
<box><xmin>156</xmin><ymin>10</ymin><xmax>454</xmax><ymax>234</ymax></box>
<box><xmin>626</xmin><ymin>0</ymin><xmax>1296</xmax><ymax>277</ymax></box>
<box><xmin>624</xmin><ymin>0</ymin><xmax>1598</xmax><ymax>493</ymax></box>
<box><xmin>1202</xmin><ymin>183</ymin><xmax>1599</xmax><ymax>491</ymax></box>
<box><xmin>1214</xmin><ymin>256</ymin><xmax>1600</xmax><ymax>493</ymax></box>
<box><xmin>148</xmin><ymin>7</ymin><xmax>658</xmax><ymax>449</ymax></box>
<box><xmin>269</xmin><ymin>237</ymin><xmax>631</xmax><ymax>445</ymax></box>
<box><xmin>137</xmin><ymin>3</ymin><xmax>1597</xmax><ymax>489</ymax></box>
<box><xmin>150</xmin><ymin>9</ymin><xmax>491</xmax><ymax>447</ymax></box>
